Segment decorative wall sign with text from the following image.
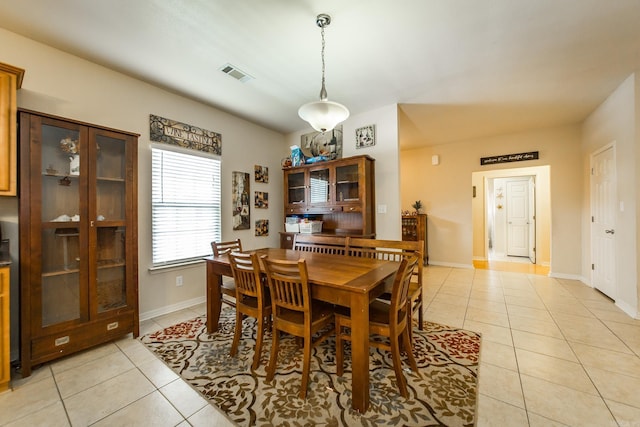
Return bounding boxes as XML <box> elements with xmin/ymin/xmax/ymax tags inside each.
<box><xmin>150</xmin><ymin>114</ymin><xmax>221</xmax><ymax>155</ymax></box>
<box><xmin>480</xmin><ymin>151</ymin><xmax>539</xmax><ymax>166</ymax></box>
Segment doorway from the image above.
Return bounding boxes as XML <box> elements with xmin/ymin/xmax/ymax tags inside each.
<box><xmin>472</xmin><ymin>165</ymin><xmax>551</xmax><ymax>272</ymax></box>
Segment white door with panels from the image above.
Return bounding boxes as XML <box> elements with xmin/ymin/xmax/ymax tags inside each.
<box><xmin>506</xmin><ymin>179</ymin><xmax>530</xmax><ymax>257</ymax></box>
<box><xmin>591</xmin><ymin>144</ymin><xmax>616</xmax><ymax>299</ymax></box>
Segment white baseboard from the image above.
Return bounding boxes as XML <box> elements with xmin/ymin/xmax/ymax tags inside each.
<box><xmin>616</xmin><ymin>300</ymin><xmax>639</xmax><ymax>319</ymax></box>
<box><xmin>429</xmin><ymin>260</ymin><xmax>475</xmax><ymax>269</ymax></box>
<box><xmin>548</xmin><ymin>271</ymin><xmax>585</xmax><ymax>281</ymax></box>
<box><xmin>139</xmin><ymin>296</ymin><xmax>206</xmax><ymax>322</ymax></box>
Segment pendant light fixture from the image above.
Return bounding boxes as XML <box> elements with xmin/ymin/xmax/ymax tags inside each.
<box><xmin>298</xmin><ymin>13</ymin><xmax>349</xmax><ymax>133</ymax></box>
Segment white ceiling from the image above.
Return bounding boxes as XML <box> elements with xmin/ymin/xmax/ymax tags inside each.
<box><xmin>1</xmin><ymin>0</ymin><xmax>639</xmax><ymax>149</ymax></box>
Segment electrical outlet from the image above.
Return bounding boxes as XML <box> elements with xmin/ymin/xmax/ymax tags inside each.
<box><xmin>176</xmin><ymin>275</ymin><xmax>183</xmax><ymax>286</ymax></box>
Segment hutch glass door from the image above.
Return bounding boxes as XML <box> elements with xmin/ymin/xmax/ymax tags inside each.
<box><xmin>93</xmin><ymin>131</ymin><xmax>128</xmax><ymax>313</ymax></box>
<box><xmin>40</xmin><ymin>121</ymin><xmax>84</xmax><ymax>327</ymax></box>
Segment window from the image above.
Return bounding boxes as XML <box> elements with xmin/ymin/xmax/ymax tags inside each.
<box><xmin>151</xmin><ymin>147</ymin><xmax>221</xmax><ymax>267</ymax></box>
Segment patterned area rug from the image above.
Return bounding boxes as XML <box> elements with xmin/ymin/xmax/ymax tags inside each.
<box><xmin>140</xmin><ymin>308</ymin><xmax>481</xmax><ymax>426</ymax></box>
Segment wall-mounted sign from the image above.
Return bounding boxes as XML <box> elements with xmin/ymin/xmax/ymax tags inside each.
<box><xmin>480</xmin><ymin>151</ymin><xmax>539</xmax><ymax>166</ymax></box>
<box><xmin>150</xmin><ymin>114</ymin><xmax>221</xmax><ymax>155</ymax></box>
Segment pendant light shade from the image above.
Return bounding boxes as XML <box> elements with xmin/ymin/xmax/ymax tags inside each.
<box><xmin>298</xmin><ymin>14</ymin><xmax>349</xmax><ymax>133</ymax></box>
<box><xmin>298</xmin><ymin>99</ymin><xmax>349</xmax><ymax>133</ymax></box>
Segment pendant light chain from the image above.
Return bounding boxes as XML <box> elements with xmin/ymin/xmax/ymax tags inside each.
<box><xmin>298</xmin><ymin>13</ymin><xmax>349</xmax><ymax>133</ymax></box>
<box><xmin>319</xmin><ymin>23</ymin><xmax>327</xmax><ymax>100</ymax></box>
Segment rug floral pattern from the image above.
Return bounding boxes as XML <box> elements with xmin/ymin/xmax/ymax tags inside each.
<box><xmin>141</xmin><ymin>308</ymin><xmax>480</xmax><ymax>427</ymax></box>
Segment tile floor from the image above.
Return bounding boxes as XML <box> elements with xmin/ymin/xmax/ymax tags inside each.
<box><xmin>1</xmin><ymin>266</ymin><xmax>639</xmax><ymax>426</ymax></box>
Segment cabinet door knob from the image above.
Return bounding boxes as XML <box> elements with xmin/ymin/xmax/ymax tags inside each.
<box><xmin>90</xmin><ymin>220</ymin><xmax>95</xmax><ymax>227</ymax></box>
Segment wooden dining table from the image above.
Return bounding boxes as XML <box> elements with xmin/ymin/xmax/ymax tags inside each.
<box><xmin>204</xmin><ymin>248</ymin><xmax>399</xmax><ymax>413</ymax></box>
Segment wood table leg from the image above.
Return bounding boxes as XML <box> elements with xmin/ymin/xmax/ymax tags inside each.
<box><xmin>349</xmin><ymin>292</ymin><xmax>370</xmax><ymax>413</ymax></box>
<box><xmin>206</xmin><ymin>261</ymin><xmax>223</xmax><ymax>333</ymax></box>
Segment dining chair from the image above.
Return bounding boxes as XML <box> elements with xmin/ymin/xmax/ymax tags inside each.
<box><xmin>228</xmin><ymin>251</ymin><xmax>272</xmax><ymax>370</ymax></box>
<box><xmin>261</xmin><ymin>255</ymin><xmax>335</xmax><ymax>399</ymax></box>
<box><xmin>292</xmin><ymin>233</ymin><xmax>348</xmax><ymax>255</ymax></box>
<box><xmin>211</xmin><ymin>239</ymin><xmax>242</xmax><ymax>308</ymax></box>
<box><xmin>346</xmin><ymin>238</ymin><xmax>424</xmax><ymax>342</ymax></box>
<box><xmin>335</xmin><ymin>255</ymin><xmax>420</xmax><ymax>398</ymax></box>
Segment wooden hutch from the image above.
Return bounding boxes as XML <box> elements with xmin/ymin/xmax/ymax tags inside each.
<box><xmin>280</xmin><ymin>155</ymin><xmax>375</xmax><ymax>248</ymax></box>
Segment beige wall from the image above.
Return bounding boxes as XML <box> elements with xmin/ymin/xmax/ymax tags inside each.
<box><xmin>400</xmin><ymin>125</ymin><xmax>582</xmax><ymax>276</ymax></box>
<box><xmin>581</xmin><ymin>73</ymin><xmax>638</xmax><ymax>317</ymax></box>
<box><xmin>0</xmin><ymin>28</ymin><xmax>287</xmax><ymax>357</ymax></box>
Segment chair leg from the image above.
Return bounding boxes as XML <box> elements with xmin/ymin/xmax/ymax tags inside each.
<box><xmin>266</xmin><ymin>329</ymin><xmax>279</xmax><ymax>382</ymax></box>
<box><xmin>407</xmin><ymin>301</ymin><xmax>415</xmax><ymax>344</ymax></box>
<box><xmin>230</xmin><ymin>311</ymin><xmax>243</xmax><ymax>357</ymax></box>
<box><xmin>252</xmin><ymin>315</ymin><xmax>265</xmax><ymax>370</ymax></box>
<box><xmin>300</xmin><ymin>332</ymin><xmax>313</xmax><ymax>399</ymax></box>
<box><xmin>417</xmin><ymin>298</ymin><xmax>424</xmax><ymax>330</ymax></box>
<box><xmin>402</xmin><ymin>326</ymin><xmax>419</xmax><ymax>373</ymax></box>
<box><xmin>335</xmin><ymin>317</ymin><xmax>344</xmax><ymax>377</ymax></box>
<box><xmin>390</xmin><ymin>331</ymin><xmax>409</xmax><ymax>398</ymax></box>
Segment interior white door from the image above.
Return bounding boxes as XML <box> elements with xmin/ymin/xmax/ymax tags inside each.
<box><xmin>528</xmin><ymin>177</ymin><xmax>536</xmax><ymax>263</ymax></box>
<box><xmin>591</xmin><ymin>145</ymin><xmax>616</xmax><ymax>299</ymax></box>
<box><xmin>506</xmin><ymin>179</ymin><xmax>529</xmax><ymax>257</ymax></box>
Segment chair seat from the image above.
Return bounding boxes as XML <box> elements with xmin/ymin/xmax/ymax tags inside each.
<box><xmin>237</xmin><ymin>293</ymin><xmax>271</xmax><ymax>310</ymax></box>
<box><xmin>274</xmin><ymin>301</ymin><xmax>334</xmax><ymax>333</ymax></box>
<box><xmin>221</xmin><ymin>281</ymin><xmax>236</xmax><ymax>295</ymax></box>
<box><xmin>336</xmin><ymin>300</ymin><xmax>407</xmax><ymax>328</ymax></box>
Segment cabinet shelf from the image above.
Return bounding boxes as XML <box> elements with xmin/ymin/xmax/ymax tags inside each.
<box><xmin>42</xmin><ymin>268</ymin><xmax>80</xmax><ymax>277</ymax></box>
<box><xmin>97</xmin><ymin>176</ymin><xmax>125</xmax><ymax>182</ymax></box>
<box><xmin>97</xmin><ymin>260</ymin><xmax>125</xmax><ymax>269</ymax></box>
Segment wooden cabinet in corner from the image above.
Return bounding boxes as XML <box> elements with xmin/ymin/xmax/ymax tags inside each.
<box><xmin>0</xmin><ymin>62</ymin><xmax>25</xmax><ymax>196</ymax></box>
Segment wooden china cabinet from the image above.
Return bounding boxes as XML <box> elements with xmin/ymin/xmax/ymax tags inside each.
<box><xmin>281</xmin><ymin>155</ymin><xmax>375</xmax><ymax>248</ymax></box>
<box><xmin>18</xmin><ymin>110</ymin><xmax>139</xmax><ymax>376</ymax></box>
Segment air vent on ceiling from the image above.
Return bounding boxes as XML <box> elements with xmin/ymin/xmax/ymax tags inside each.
<box><xmin>219</xmin><ymin>63</ymin><xmax>253</xmax><ymax>83</ymax></box>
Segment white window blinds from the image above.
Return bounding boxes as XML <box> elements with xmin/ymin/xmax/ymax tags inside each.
<box><xmin>151</xmin><ymin>147</ymin><xmax>221</xmax><ymax>266</ymax></box>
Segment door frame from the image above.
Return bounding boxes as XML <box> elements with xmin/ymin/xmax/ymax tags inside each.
<box><xmin>472</xmin><ymin>165</ymin><xmax>550</xmax><ymax>267</ymax></box>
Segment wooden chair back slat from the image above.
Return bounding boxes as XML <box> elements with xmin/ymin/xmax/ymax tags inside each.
<box><xmin>389</xmin><ymin>255</ymin><xmax>420</xmax><ymax>326</ymax></box>
<box><xmin>262</xmin><ymin>257</ymin><xmax>310</xmax><ymax>313</ymax></box>
<box><xmin>292</xmin><ymin>234</ymin><xmax>348</xmax><ymax>255</ymax></box>
<box><xmin>212</xmin><ymin>239</ymin><xmax>242</xmax><ymax>256</ymax></box>
<box><xmin>228</xmin><ymin>251</ymin><xmax>263</xmax><ymax>300</ymax></box>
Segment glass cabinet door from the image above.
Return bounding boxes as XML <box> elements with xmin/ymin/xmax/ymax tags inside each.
<box><xmin>309</xmin><ymin>166</ymin><xmax>331</xmax><ymax>204</ymax></box>
<box><xmin>335</xmin><ymin>163</ymin><xmax>360</xmax><ymax>202</ymax></box>
<box><xmin>93</xmin><ymin>131</ymin><xmax>128</xmax><ymax>313</ymax></box>
<box><xmin>39</xmin><ymin>121</ymin><xmax>84</xmax><ymax>327</ymax></box>
<box><xmin>286</xmin><ymin>170</ymin><xmax>306</xmax><ymax>207</ymax></box>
